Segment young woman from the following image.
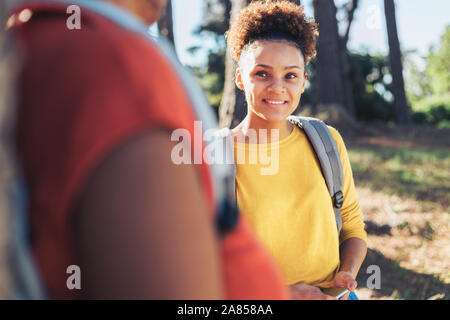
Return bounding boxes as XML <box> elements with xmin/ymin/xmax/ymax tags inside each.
<box><xmin>225</xmin><ymin>1</ymin><xmax>367</xmax><ymax>300</ymax></box>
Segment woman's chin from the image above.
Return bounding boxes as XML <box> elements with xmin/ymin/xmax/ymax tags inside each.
<box><xmin>257</xmin><ymin>111</ymin><xmax>291</xmax><ymax>123</ymax></box>
<box><xmin>250</xmin><ymin>105</ymin><xmax>294</xmax><ymax>123</ymax></box>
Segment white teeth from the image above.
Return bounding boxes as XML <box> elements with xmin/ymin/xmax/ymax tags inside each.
<box><xmin>265</xmin><ymin>99</ymin><xmax>286</xmax><ymax>104</ymax></box>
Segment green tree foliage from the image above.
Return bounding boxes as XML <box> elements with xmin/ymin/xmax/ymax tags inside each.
<box><xmin>405</xmin><ymin>25</ymin><xmax>450</xmax><ymax>128</ymax></box>
<box><xmin>188</xmin><ymin>0</ymin><xmax>230</xmax><ymax>115</ymax></box>
<box><xmin>349</xmin><ymin>53</ymin><xmax>394</xmax><ymax>122</ymax></box>
<box><xmin>303</xmin><ymin>53</ymin><xmax>394</xmax><ymax>122</ymax></box>
<box><xmin>404</xmin><ymin>52</ymin><xmax>432</xmax><ymax>106</ymax></box>
<box><xmin>190</xmin><ymin>48</ymin><xmax>226</xmax><ymax>112</ymax></box>
<box><xmin>426</xmin><ymin>25</ymin><xmax>450</xmax><ymax>96</ymax></box>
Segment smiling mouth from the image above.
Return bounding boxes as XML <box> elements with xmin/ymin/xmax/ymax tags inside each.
<box><xmin>263</xmin><ymin>99</ymin><xmax>288</xmax><ymax>106</ymax></box>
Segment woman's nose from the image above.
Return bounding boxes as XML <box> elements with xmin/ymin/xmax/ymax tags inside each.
<box><xmin>267</xmin><ymin>78</ymin><xmax>286</xmax><ymax>94</ymax></box>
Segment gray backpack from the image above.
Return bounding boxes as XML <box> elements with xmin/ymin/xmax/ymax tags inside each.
<box><xmin>288</xmin><ymin>116</ymin><xmax>344</xmax><ymax>233</ymax></box>
<box><xmin>224</xmin><ymin>115</ymin><xmax>345</xmax><ymax>233</ymax></box>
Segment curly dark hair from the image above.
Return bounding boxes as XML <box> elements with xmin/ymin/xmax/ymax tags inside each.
<box><xmin>226</xmin><ymin>0</ymin><xmax>318</xmax><ymax>64</ymax></box>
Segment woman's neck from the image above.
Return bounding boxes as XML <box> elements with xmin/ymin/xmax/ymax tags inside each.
<box><xmin>234</xmin><ymin>114</ymin><xmax>293</xmax><ymax>144</ymax></box>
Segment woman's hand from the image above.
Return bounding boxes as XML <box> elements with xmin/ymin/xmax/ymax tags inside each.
<box><xmin>289</xmin><ymin>283</ymin><xmax>336</xmax><ymax>300</ymax></box>
<box><xmin>331</xmin><ymin>271</ymin><xmax>357</xmax><ymax>290</ymax></box>
<box><xmin>330</xmin><ymin>271</ymin><xmax>358</xmax><ymax>300</ymax></box>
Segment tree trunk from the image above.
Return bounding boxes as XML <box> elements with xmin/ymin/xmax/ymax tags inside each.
<box><xmin>384</xmin><ymin>0</ymin><xmax>411</xmax><ymax>124</ymax></box>
<box><xmin>158</xmin><ymin>0</ymin><xmax>175</xmax><ymax>48</ymax></box>
<box><xmin>312</xmin><ymin>0</ymin><xmax>346</xmax><ymax>110</ymax></box>
<box><xmin>218</xmin><ymin>0</ymin><xmax>249</xmax><ymax>129</ymax></box>
<box><xmin>339</xmin><ymin>0</ymin><xmax>358</xmax><ymax>118</ymax></box>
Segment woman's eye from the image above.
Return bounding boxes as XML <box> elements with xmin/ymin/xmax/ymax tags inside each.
<box><xmin>255</xmin><ymin>71</ymin><xmax>268</xmax><ymax>78</ymax></box>
<box><xmin>286</xmin><ymin>73</ymin><xmax>298</xmax><ymax>79</ymax></box>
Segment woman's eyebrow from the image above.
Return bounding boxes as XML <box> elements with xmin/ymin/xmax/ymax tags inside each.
<box><xmin>285</xmin><ymin>65</ymin><xmax>302</xmax><ymax>70</ymax></box>
<box><xmin>255</xmin><ymin>64</ymin><xmax>302</xmax><ymax>70</ymax></box>
<box><xmin>255</xmin><ymin>64</ymin><xmax>273</xmax><ymax>69</ymax></box>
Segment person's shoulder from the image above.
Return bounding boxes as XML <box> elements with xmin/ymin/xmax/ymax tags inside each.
<box><xmin>89</xmin><ymin>18</ymin><xmax>161</xmax><ymax>62</ymax></box>
<box><xmin>25</xmin><ymin>2</ymin><xmax>163</xmax><ymax>68</ymax></box>
<box><xmin>326</xmin><ymin>125</ymin><xmax>345</xmax><ymax>145</ymax></box>
<box><xmin>75</xmin><ymin>16</ymin><xmax>162</xmax><ymax>67</ymax></box>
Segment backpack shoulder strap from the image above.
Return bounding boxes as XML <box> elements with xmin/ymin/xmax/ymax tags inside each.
<box><xmin>10</xmin><ymin>178</ymin><xmax>47</xmax><ymax>299</ymax></box>
<box><xmin>212</xmin><ymin>128</ymin><xmax>239</xmax><ymax>238</ymax></box>
<box><xmin>288</xmin><ymin>115</ymin><xmax>344</xmax><ymax>234</ymax></box>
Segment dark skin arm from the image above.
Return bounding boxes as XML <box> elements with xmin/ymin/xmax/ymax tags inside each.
<box><xmin>331</xmin><ymin>237</ymin><xmax>367</xmax><ymax>299</ymax></box>
<box><xmin>73</xmin><ymin>129</ymin><xmax>223</xmax><ymax>299</ymax></box>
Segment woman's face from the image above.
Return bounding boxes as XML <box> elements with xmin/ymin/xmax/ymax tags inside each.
<box><xmin>236</xmin><ymin>40</ymin><xmax>307</xmax><ymax>123</ymax></box>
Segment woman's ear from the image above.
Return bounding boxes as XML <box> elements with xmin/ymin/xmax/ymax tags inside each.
<box><xmin>235</xmin><ymin>68</ymin><xmax>244</xmax><ymax>90</ymax></box>
<box><xmin>301</xmin><ymin>73</ymin><xmax>307</xmax><ymax>93</ymax></box>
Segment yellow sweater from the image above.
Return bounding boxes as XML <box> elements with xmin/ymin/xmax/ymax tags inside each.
<box><xmin>234</xmin><ymin>125</ymin><xmax>367</xmax><ymax>288</ymax></box>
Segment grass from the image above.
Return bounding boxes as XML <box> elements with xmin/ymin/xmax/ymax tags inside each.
<box><xmin>345</xmin><ymin>140</ymin><xmax>450</xmax><ymax>299</ymax></box>
<box><xmin>329</xmin><ymin>123</ymin><xmax>450</xmax><ymax>299</ymax></box>
<box><xmin>348</xmin><ymin>148</ymin><xmax>450</xmax><ymax>209</ymax></box>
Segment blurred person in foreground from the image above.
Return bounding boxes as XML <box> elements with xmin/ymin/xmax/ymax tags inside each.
<box><xmin>0</xmin><ymin>17</ymin><xmax>14</xmax><ymax>299</ymax></box>
<box><xmin>225</xmin><ymin>1</ymin><xmax>367</xmax><ymax>300</ymax></box>
<box><xmin>5</xmin><ymin>0</ymin><xmax>289</xmax><ymax>299</ymax></box>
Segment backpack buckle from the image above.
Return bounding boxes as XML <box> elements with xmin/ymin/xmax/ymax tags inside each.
<box><xmin>333</xmin><ymin>191</ymin><xmax>344</xmax><ymax>209</ymax></box>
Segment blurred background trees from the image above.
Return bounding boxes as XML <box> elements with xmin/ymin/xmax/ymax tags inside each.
<box><xmin>157</xmin><ymin>0</ymin><xmax>450</xmax><ymax>129</ymax></box>
<box><xmin>186</xmin><ymin>0</ymin><xmax>231</xmax><ymax>118</ymax></box>
<box><xmin>406</xmin><ymin>26</ymin><xmax>450</xmax><ymax>128</ymax></box>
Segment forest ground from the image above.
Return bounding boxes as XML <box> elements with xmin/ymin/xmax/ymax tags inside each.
<box><xmin>335</xmin><ymin>122</ymin><xmax>450</xmax><ymax>300</ymax></box>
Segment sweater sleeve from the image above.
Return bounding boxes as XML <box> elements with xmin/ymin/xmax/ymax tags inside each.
<box><xmin>327</xmin><ymin>127</ymin><xmax>367</xmax><ymax>244</ymax></box>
